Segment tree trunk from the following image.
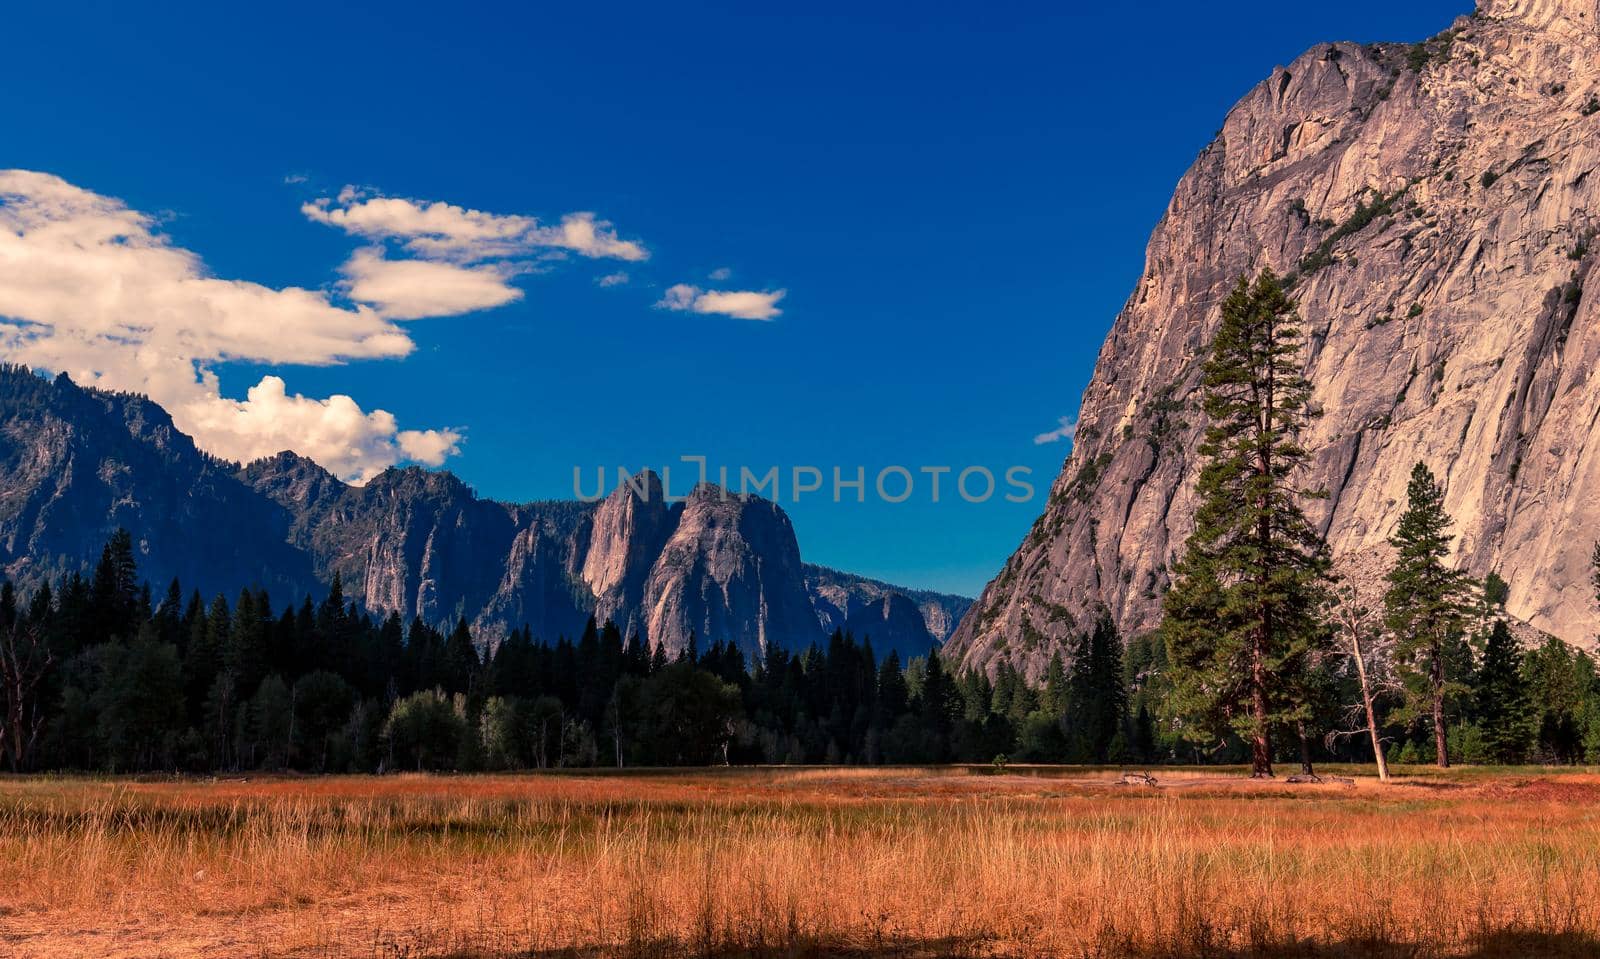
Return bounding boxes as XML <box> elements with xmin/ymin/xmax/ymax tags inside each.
<box><xmin>1349</xmin><ymin>628</ymin><xmax>1390</xmax><ymax>782</ymax></box>
<box><xmin>1297</xmin><ymin>721</ymin><xmax>1314</xmax><ymax>776</ymax></box>
<box><xmin>1431</xmin><ymin>644</ymin><xmax>1450</xmax><ymax>768</ymax></box>
<box><xmin>1251</xmin><ymin>295</ymin><xmax>1277</xmax><ymax>781</ymax></box>
<box><xmin>1250</xmin><ymin>642</ymin><xmax>1273</xmax><ymax>778</ymax></box>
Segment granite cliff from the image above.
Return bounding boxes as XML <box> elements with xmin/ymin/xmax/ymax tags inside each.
<box><xmin>950</xmin><ymin>0</ymin><xmax>1600</xmax><ymax>678</ymax></box>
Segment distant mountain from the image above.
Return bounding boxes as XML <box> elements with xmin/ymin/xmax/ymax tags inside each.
<box><xmin>241</xmin><ymin>450</ymin><xmax>596</xmax><ymax>647</ymax></box>
<box><xmin>0</xmin><ymin>366</ymin><xmax>967</xmax><ymax>661</ymax></box>
<box><xmin>0</xmin><ymin>365</ymin><xmax>315</xmax><ymax>602</ymax></box>
<box><xmin>803</xmin><ymin>564</ymin><xmax>973</xmax><ymax>660</ymax></box>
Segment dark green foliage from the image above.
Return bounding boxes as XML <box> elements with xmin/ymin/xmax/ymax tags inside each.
<box><xmin>1474</xmin><ymin>621</ymin><xmax>1532</xmax><ymax>763</ymax></box>
<box><xmin>1572</xmin><ymin>232</ymin><xmax>1595</xmax><ymax>262</ymax></box>
<box><xmin>1591</xmin><ymin>542</ymin><xmax>1600</xmax><ymax>610</ymax></box>
<box><xmin>1483</xmin><ymin>571</ymin><xmax>1510</xmax><ymax>610</ymax></box>
<box><xmin>1068</xmin><ymin>452</ymin><xmax>1115</xmax><ymax>504</ymax></box>
<box><xmin>1160</xmin><ymin>271</ymin><xmax>1332</xmax><ymax>777</ymax></box>
<box><xmin>16</xmin><ymin>525</ymin><xmax>1600</xmax><ymax>771</ymax></box>
<box><xmin>1523</xmin><ymin>637</ymin><xmax>1588</xmax><ymax>764</ymax></box>
<box><xmin>1064</xmin><ymin>614</ymin><xmax>1128</xmax><ymax>763</ymax></box>
<box><xmin>383</xmin><ymin>689</ymin><xmax>467</xmax><ymax>771</ymax></box>
<box><xmin>1293</xmin><ymin>188</ymin><xmax>1406</xmax><ymax>279</ymax></box>
<box><xmin>90</xmin><ymin>623</ymin><xmax>185</xmax><ymax>771</ymax></box>
<box><xmin>292</xmin><ymin>671</ymin><xmax>354</xmax><ymax>771</ymax></box>
<box><xmin>1406</xmin><ymin>29</ymin><xmax>1457</xmax><ymax>72</ymax></box>
<box><xmin>1385</xmin><ymin>463</ymin><xmax>1477</xmax><ymax>767</ymax></box>
<box><xmin>89</xmin><ymin>530</ymin><xmax>141</xmax><ymax>642</ymax></box>
<box><xmin>1481</xmin><ymin>170</ymin><xmax>1499</xmax><ymax>189</ymax></box>
<box><xmin>620</xmin><ymin>660</ymin><xmax>744</xmax><ymax>765</ymax></box>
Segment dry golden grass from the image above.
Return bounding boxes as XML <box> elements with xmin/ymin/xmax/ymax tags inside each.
<box><xmin>5</xmin><ymin>766</ymin><xmax>1600</xmax><ymax>958</ymax></box>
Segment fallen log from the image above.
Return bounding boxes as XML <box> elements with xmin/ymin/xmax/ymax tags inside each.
<box><xmin>1285</xmin><ymin>774</ymin><xmax>1355</xmax><ymax>786</ymax></box>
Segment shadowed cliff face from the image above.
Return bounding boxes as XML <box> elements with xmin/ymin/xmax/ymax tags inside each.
<box><xmin>0</xmin><ymin>368</ymin><xmax>316</xmax><ymax>602</ymax></box>
<box><xmin>804</xmin><ymin>564</ymin><xmax>973</xmax><ymax>661</ymax></box>
<box><xmin>950</xmin><ymin>2</ymin><xmax>1600</xmax><ymax>679</ymax></box>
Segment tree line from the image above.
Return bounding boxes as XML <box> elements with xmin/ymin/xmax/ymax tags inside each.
<box><xmin>0</xmin><ymin>529</ymin><xmax>1149</xmax><ymax>772</ymax></box>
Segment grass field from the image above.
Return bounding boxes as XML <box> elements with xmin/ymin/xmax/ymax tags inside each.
<box><xmin>4</xmin><ymin>766</ymin><xmax>1600</xmax><ymax>958</ymax></box>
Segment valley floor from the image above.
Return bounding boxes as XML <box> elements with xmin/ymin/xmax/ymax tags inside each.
<box><xmin>4</xmin><ymin>766</ymin><xmax>1600</xmax><ymax>958</ymax></box>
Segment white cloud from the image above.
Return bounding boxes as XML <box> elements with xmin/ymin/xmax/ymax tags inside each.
<box><xmin>0</xmin><ymin>169</ymin><xmax>462</xmax><ymax>482</ymax></box>
<box><xmin>303</xmin><ymin>188</ymin><xmax>648</xmax><ymax>263</ymax></box>
<box><xmin>708</xmin><ymin>266</ymin><xmax>732</xmax><ymax>281</ymax></box>
<box><xmin>184</xmin><ymin>375</ymin><xmax>463</xmax><ymax>475</ymax></box>
<box><xmin>339</xmin><ymin>247</ymin><xmax>523</xmax><ymax>320</ymax></box>
<box><xmin>1033</xmin><ymin>415</ymin><xmax>1078</xmax><ymax>445</ymax></box>
<box><xmin>656</xmin><ymin>283</ymin><xmax>785</xmax><ymax>321</ymax></box>
<box><xmin>597</xmin><ymin>272</ymin><xmax>629</xmax><ymax>287</ymax></box>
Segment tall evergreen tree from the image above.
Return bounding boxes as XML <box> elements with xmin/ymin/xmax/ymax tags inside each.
<box><xmin>1160</xmin><ymin>270</ymin><xmax>1332</xmax><ymax>777</ymax></box>
<box><xmin>1524</xmin><ymin>636</ymin><xmax>1586</xmax><ymax>763</ymax></box>
<box><xmin>875</xmin><ymin>651</ymin><xmax>907</xmax><ymax>720</ymax></box>
<box><xmin>1384</xmin><ymin>463</ymin><xmax>1475</xmax><ymax>768</ymax></box>
<box><xmin>443</xmin><ymin>618</ymin><xmax>480</xmax><ymax>696</ymax></box>
<box><xmin>918</xmin><ymin>649</ymin><xmax>955</xmax><ymax>759</ymax></box>
<box><xmin>89</xmin><ymin>528</ymin><xmax>140</xmax><ymax>641</ymax></box>
<box><xmin>1065</xmin><ymin>614</ymin><xmax>1128</xmax><ymax>762</ymax></box>
<box><xmin>1475</xmin><ymin>620</ymin><xmax>1532</xmax><ymax>763</ymax></box>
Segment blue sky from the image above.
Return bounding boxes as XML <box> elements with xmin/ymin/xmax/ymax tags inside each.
<box><xmin>3</xmin><ymin>0</ymin><xmax>1467</xmax><ymax>596</ymax></box>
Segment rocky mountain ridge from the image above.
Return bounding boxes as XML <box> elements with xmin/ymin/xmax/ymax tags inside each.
<box><xmin>950</xmin><ymin>0</ymin><xmax>1600</xmax><ymax>678</ymax></box>
<box><xmin>0</xmin><ymin>367</ymin><xmax>966</xmax><ymax>660</ymax></box>
<box><xmin>804</xmin><ymin>564</ymin><xmax>973</xmax><ymax>659</ymax></box>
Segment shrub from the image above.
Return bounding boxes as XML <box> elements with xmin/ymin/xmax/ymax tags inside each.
<box><xmin>383</xmin><ymin>689</ymin><xmax>467</xmax><ymax>771</ymax></box>
<box><xmin>1296</xmin><ymin>186</ymin><xmax>1406</xmax><ymax>277</ymax></box>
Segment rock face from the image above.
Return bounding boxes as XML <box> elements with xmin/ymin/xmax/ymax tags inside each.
<box><xmin>243</xmin><ymin>453</ymin><xmax>596</xmax><ymax>644</ymax></box>
<box><xmin>804</xmin><ymin>564</ymin><xmax>973</xmax><ymax>660</ymax></box>
<box><xmin>950</xmin><ymin>1</ymin><xmax>1600</xmax><ymax>679</ymax></box>
<box><xmin>0</xmin><ymin>366</ymin><xmax>964</xmax><ymax>655</ymax></box>
<box><xmin>582</xmin><ymin>471</ymin><xmax>674</xmax><ymax>638</ymax></box>
<box><xmin>0</xmin><ymin>367</ymin><xmax>315</xmax><ymax>602</ymax></box>
<box><xmin>641</xmin><ymin>485</ymin><xmax>824</xmax><ymax>663</ymax></box>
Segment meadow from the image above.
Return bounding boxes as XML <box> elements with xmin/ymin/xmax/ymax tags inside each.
<box><xmin>4</xmin><ymin>766</ymin><xmax>1600</xmax><ymax>958</ymax></box>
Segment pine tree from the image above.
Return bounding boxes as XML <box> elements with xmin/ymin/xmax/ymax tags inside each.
<box><xmin>918</xmin><ymin>649</ymin><xmax>954</xmax><ymax>759</ymax></box>
<box><xmin>1525</xmin><ymin>636</ymin><xmax>1585</xmax><ymax>763</ymax></box>
<box><xmin>1475</xmin><ymin>620</ymin><xmax>1532</xmax><ymax>763</ymax></box>
<box><xmin>89</xmin><ymin>529</ymin><xmax>140</xmax><ymax>641</ymax></box>
<box><xmin>876</xmin><ymin>651</ymin><xmax>907</xmax><ymax>720</ymax></box>
<box><xmin>1040</xmin><ymin>653</ymin><xmax>1068</xmax><ymax>717</ymax></box>
<box><xmin>1064</xmin><ymin>614</ymin><xmax>1128</xmax><ymax>762</ymax></box>
<box><xmin>443</xmin><ymin>618</ymin><xmax>480</xmax><ymax>696</ymax></box>
<box><xmin>1160</xmin><ymin>270</ymin><xmax>1332</xmax><ymax>777</ymax></box>
<box><xmin>1384</xmin><ymin>463</ymin><xmax>1475</xmax><ymax>768</ymax></box>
